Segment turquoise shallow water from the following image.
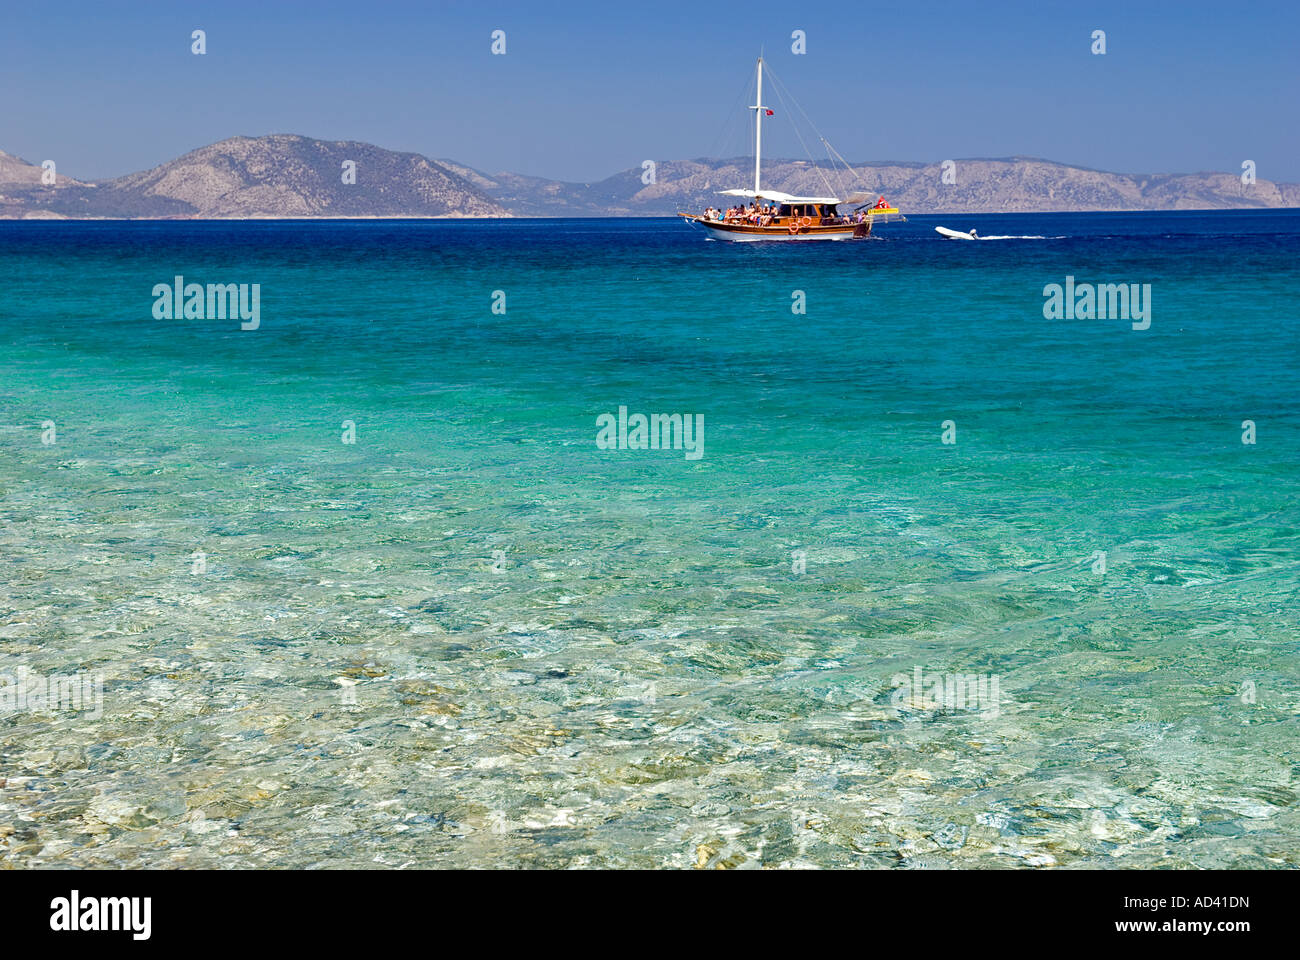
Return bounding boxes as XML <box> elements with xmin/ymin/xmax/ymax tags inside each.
<box><xmin>1</xmin><ymin>211</ymin><xmax>1298</xmax><ymax>868</ymax></box>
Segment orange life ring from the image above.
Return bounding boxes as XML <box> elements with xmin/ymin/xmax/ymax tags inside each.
<box><xmin>800</xmin><ymin>217</ymin><xmax>813</xmax><ymax>227</ymax></box>
<box><xmin>788</xmin><ymin>222</ymin><xmax>799</xmax><ymax>234</ymax></box>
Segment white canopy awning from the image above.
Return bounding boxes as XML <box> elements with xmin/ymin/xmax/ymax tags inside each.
<box><xmin>718</xmin><ymin>188</ymin><xmax>841</xmax><ymax>204</ymax></box>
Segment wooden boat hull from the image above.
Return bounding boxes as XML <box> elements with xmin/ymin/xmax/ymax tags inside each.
<box><xmin>683</xmin><ymin>216</ymin><xmax>871</xmax><ymax>242</ymax></box>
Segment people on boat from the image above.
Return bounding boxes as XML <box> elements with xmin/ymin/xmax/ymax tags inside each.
<box><xmin>698</xmin><ymin>200</ymin><xmax>864</xmax><ymax>229</ymax></box>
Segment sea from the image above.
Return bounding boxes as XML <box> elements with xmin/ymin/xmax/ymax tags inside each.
<box><xmin>1</xmin><ymin>210</ymin><xmax>1297</xmax><ymax>868</ymax></box>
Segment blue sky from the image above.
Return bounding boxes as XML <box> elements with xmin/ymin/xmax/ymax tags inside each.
<box><xmin>3</xmin><ymin>0</ymin><xmax>1297</xmax><ymax>183</ymax></box>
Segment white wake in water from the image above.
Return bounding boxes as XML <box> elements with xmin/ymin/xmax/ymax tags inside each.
<box><xmin>936</xmin><ymin>226</ymin><xmax>1063</xmax><ymax>241</ymax></box>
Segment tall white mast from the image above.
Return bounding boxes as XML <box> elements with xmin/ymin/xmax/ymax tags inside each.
<box><xmin>751</xmin><ymin>57</ymin><xmax>764</xmax><ymax>195</ymax></box>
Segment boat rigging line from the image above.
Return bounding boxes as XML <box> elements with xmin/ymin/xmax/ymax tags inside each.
<box><xmin>761</xmin><ymin>61</ymin><xmax>859</xmax><ymax>201</ymax></box>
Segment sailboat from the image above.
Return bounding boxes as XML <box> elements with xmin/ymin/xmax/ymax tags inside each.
<box><xmin>679</xmin><ymin>57</ymin><xmax>901</xmax><ymax>242</ymax></box>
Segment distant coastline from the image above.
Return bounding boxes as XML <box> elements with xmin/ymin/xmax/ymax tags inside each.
<box><xmin>3</xmin><ymin>134</ymin><xmax>1296</xmax><ymax>220</ymax></box>
<box><xmin>9</xmin><ymin>209</ymin><xmax>1298</xmax><ymax>223</ymax></box>
<box><xmin>7</xmin><ymin>212</ymin><xmax>514</xmax><ymax>221</ymax></box>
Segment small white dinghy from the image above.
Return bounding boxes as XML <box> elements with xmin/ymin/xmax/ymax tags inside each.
<box><xmin>936</xmin><ymin>226</ymin><xmax>978</xmax><ymax>240</ymax></box>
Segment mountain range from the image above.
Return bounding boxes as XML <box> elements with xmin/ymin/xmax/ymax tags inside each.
<box><xmin>3</xmin><ymin>134</ymin><xmax>1296</xmax><ymax>219</ymax></box>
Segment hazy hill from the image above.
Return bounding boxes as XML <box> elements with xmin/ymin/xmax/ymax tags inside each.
<box><xmin>3</xmin><ymin>137</ymin><xmax>1296</xmax><ymax>218</ymax></box>
<box><xmin>445</xmin><ymin>156</ymin><xmax>1300</xmax><ymax>216</ymax></box>
<box><xmin>0</xmin><ymin>136</ymin><xmax>510</xmax><ymax>219</ymax></box>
